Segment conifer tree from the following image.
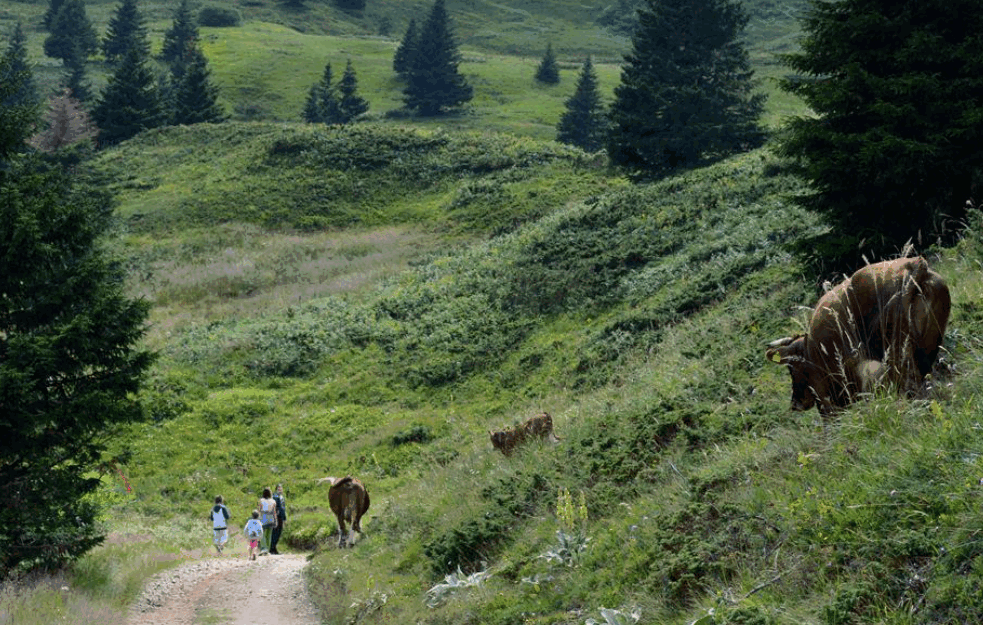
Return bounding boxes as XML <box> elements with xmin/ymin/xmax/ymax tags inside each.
<box><xmin>0</xmin><ymin>44</ymin><xmax>40</xmax><ymax>161</ymax></box>
<box><xmin>393</xmin><ymin>18</ymin><xmax>418</xmax><ymax>76</ymax></box>
<box><xmin>30</xmin><ymin>88</ymin><xmax>97</xmax><ymax>151</ymax></box>
<box><xmin>778</xmin><ymin>0</ymin><xmax>983</xmax><ymax>264</ymax></box>
<box><xmin>43</xmin><ymin>0</ymin><xmax>98</xmax><ymax>65</ymax></box>
<box><xmin>338</xmin><ymin>59</ymin><xmax>369</xmax><ymax>123</ymax></box>
<box><xmin>3</xmin><ymin>23</ymin><xmax>40</xmax><ymax>111</ymax></box>
<box><xmin>42</xmin><ymin>0</ymin><xmax>67</xmax><ymax>31</ymax></box>
<box><xmin>64</xmin><ymin>53</ymin><xmax>93</xmax><ymax>103</ymax></box>
<box><xmin>608</xmin><ymin>0</ymin><xmax>765</xmax><ymax>177</ymax></box>
<box><xmin>102</xmin><ymin>0</ymin><xmax>149</xmax><ymax>64</ymax></box>
<box><xmin>403</xmin><ymin>0</ymin><xmax>472</xmax><ymax>116</ymax></box>
<box><xmin>302</xmin><ymin>61</ymin><xmax>342</xmax><ymax>124</ymax></box>
<box><xmin>557</xmin><ymin>57</ymin><xmax>607</xmax><ymax>153</ymax></box>
<box><xmin>535</xmin><ymin>42</ymin><xmax>561</xmax><ymax>84</ymax></box>
<box><xmin>92</xmin><ymin>46</ymin><xmax>167</xmax><ymax>145</ymax></box>
<box><xmin>172</xmin><ymin>39</ymin><xmax>226</xmax><ymax>125</ymax></box>
<box><xmin>161</xmin><ymin>0</ymin><xmax>200</xmax><ymax>65</ymax></box>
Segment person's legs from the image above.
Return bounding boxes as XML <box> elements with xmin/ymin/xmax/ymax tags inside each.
<box><xmin>270</xmin><ymin>523</ymin><xmax>282</xmax><ymax>554</ymax></box>
<box><xmin>260</xmin><ymin>525</ymin><xmax>272</xmax><ymax>553</ymax></box>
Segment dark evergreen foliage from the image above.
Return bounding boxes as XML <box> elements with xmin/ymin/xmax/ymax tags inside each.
<box><xmin>64</xmin><ymin>57</ymin><xmax>93</xmax><ymax>103</ymax></box>
<box><xmin>338</xmin><ymin>59</ymin><xmax>369</xmax><ymax>123</ymax></box>
<box><xmin>556</xmin><ymin>57</ymin><xmax>607</xmax><ymax>152</ymax></box>
<box><xmin>0</xmin><ymin>49</ymin><xmax>40</xmax><ymax>162</ymax></box>
<box><xmin>3</xmin><ymin>23</ymin><xmax>40</xmax><ymax>112</ymax></box>
<box><xmin>0</xmin><ymin>155</ymin><xmax>153</xmax><ymax>574</ymax></box>
<box><xmin>172</xmin><ymin>39</ymin><xmax>226</xmax><ymax>125</ymax></box>
<box><xmin>608</xmin><ymin>0</ymin><xmax>766</xmax><ymax>177</ymax></box>
<box><xmin>161</xmin><ymin>0</ymin><xmax>200</xmax><ymax>65</ymax></box>
<box><xmin>535</xmin><ymin>42</ymin><xmax>561</xmax><ymax>84</ymax></box>
<box><xmin>393</xmin><ymin>18</ymin><xmax>418</xmax><ymax>76</ymax></box>
<box><xmin>778</xmin><ymin>0</ymin><xmax>983</xmax><ymax>264</ymax></box>
<box><xmin>334</xmin><ymin>0</ymin><xmax>366</xmax><ymax>11</ymax></box>
<box><xmin>92</xmin><ymin>46</ymin><xmax>167</xmax><ymax>146</ymax></box>
<box><xmin>102</xmin><ymin>0</ymin><xmax>149</xmax><ymax>64</ymax></box>
<box><xmin>403</xmin><ymin>0</ymin><xmax>472</xmax><ymax>116</ymax></box>
<box><xmin>43</xmin><ymin>0</ymin><xmax>98</xmax><ymax>64</ymax></box>
<box><xmin>42</xmin><ymin>0</ymin><xmax>67</xmax><ymax>31</ymax></box>
<box><xmin>303</xmin><ymin>61</ymin><xmax>342</xmax><ymax>124</ymax></box>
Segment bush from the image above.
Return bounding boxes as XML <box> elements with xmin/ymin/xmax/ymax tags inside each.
<box><xmin>198</xmin><ymin>6</ymin><xmax>241</xmax><ymax>27</ymax></box>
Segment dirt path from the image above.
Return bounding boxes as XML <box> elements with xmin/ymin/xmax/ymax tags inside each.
<box><xmin>127</xmin><ymin>538</ymin><xmax>320</xmax><ymax>625</ymax></box>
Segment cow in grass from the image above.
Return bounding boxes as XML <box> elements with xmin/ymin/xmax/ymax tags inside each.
<box><xmin>316</xmin><ymin>476</ymin><xmax>370</xmax><ymax>548</ymax></box>
<box><xmin>766</xmin><ymin>257</ymin><xmax>950</xmax><ymax>417</ymax></box>
<box><xmin>490</xmin><ymin>412</ymin><xmax>560</xmax><ymax>456</ymax></box>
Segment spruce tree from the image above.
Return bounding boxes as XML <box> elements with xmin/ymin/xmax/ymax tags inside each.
<box><xmin>0</xmin><ymin>44</ymin><xmax>41</xmax><ymax>161</ymax></box>
<box><xmin>608</xmin><ymin>0</ymin><xmax>765</xmax><ymax>177</ymax></box>
<box><xmin>3</xmin><ymin>23</ymin><xmax>40</xmax><ymax>111</ymax></box>
<box><xmin>338</xmin><ymin>59</ymin><xmax>369</xmax><ymax>123</ymax></box>
<box><xmin>42</xmin><ymin>0</ymin><xmax>67</xmax><ymax>31</ymax></box>
<box><xmin>779</xmin><ymin>0</ymin><xmax>983</xmax><ymax>264</ymax></box>
<box><xmin>92</xmin><ymin>46</ymin><xmax>167</xmax><ymax>145</ymax></box>
<box><xmin>0</xmin><ymin>154</ymin><xmax>153</xmax><ymax>574</ymax></box>
<box><xmin>393</xmin><ymin>18</ymin><xmax>418</xmax><ymax>76</ymax></box>
<box><xmin>172</xmin><ymin>39</ymin><xmax>226</xmax><ymax>125</ymax></box>
<box><xmin>102</xmin><ymin>0</ymin><xmax>149</xmax><ymax>64</ymax></box>
<box><xmin>161</xmin><ymin>0</ymin><xmax>200</xmax><ymax>65</ymax></box>
<box><xmin>535</xmin><ymin>42</ymin><xmax>561</xmax><ymax>85</ymax></box>
<box><xmin>557</xmin><ymin>56</ymin><xmax>607</xmax><ymax>153</ymax></box>
<box><xmin>302</xmin><ymin>61</ymin><xmax>342</xmax><ymax>124</ymax></box>
<box><xmin>64</xmin><ymin>52</ymin><xmax>93</xmax><ymax>103</ymax></box>
<box><xmin>403</xmin><ymin>0</ymin><xmax>472</xmax><ymax>116</ymax></box>
<box><xmin>43</xmin><ymin>0</ymin><xmax>99</xmax><ymax>65</ymax></box>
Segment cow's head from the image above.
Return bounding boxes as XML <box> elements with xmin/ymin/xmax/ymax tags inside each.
<box><xmin>766</xmin><ymin>335</ymin><xmax>817</xmax><ymax>412</ymax></box>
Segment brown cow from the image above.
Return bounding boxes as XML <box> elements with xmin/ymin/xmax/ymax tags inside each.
<box><xmin>316</xmin><ymin>476</ymin><xmax>370</xmax><ymax>548</ymax></box>
<box><xmin>766</xmin><ymin>257</ymin><xmax>950</xmax><ymax>417</ymax></box>
<box><xmin>490</xmin><ymin>412</ymin><xmax>559</xmax><ymax>456</ymax></box>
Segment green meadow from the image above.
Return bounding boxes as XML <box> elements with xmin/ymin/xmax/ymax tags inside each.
<box><xmin>11</xmin><ymin>2</ymin><xmax>983</xmax><ymax>625</ymax></box>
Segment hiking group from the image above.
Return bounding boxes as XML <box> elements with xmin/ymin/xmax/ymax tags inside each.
<box><xmin>210</xmin><ymin>484</ymin><xmax>288</xmax><ymax>559</ymax></box>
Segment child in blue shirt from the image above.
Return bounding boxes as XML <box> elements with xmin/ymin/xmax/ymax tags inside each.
<box><xmin>243</xmin><ymin>510</ymin><xmax>264</xmax><ymax>561</ymax></box>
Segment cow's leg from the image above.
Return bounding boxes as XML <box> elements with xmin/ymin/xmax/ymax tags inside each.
<box><xmin>337</xmin><ymin>515</ymin><xmax>347</xmax><ymax>548</ymax></box>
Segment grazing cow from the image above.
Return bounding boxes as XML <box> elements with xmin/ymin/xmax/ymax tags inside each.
<box><xmin>766</xmin><ymin>257</ymin><xmax>950</xmax><ymax>417</ymax></box>
<box><xmin>489</xmin><ymin>412</ymin><xmax>560</xmax><ymax>456</ymax></box>
<box><xmin>316</xmin><ymin>476</ymin><xmax>370</xmax><ymax>548</ymax></box>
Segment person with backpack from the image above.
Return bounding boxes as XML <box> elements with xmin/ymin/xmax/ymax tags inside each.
<box><xmin>243</xmin><ymin>510</ymin><xmax>264</xmax><ymax>560</ymax></box>
<box><xmin>210</xmin><ymin>495</ymin><xmax>231</xmax><ymax>554</ymax></box>
<box><xmin>270</xmin><ymin>483</ymin><xmax>287</xmax><ymax>555</ymax></box>
<box><xmin>258</xmin><ymin>487</ymin><xmax>277</xmax><ymax>555</ymax></box>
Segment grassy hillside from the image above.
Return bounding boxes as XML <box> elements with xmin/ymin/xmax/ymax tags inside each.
<box><xmin>47</xmin><ymin>119</ymin><xmax>983</xmax><ymax>625</ymax></box>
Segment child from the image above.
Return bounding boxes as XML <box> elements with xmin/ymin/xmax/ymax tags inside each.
<box><xmin>244</xmin><ymin>510</ymin><xmax>264</xmax><ymax>560</ymax></box>
<box><xmin>210</xmin><ymin>495</ymin><xmax>231</xmax><ymax>554</ymax></box>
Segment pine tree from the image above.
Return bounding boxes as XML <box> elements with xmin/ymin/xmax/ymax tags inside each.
<box><xmin>778</xmin><ymin>0</ymin><xmax>983</xmax><ymax>264</ymax></box>
<box><xmin>556</xmin><ymin>57</ymin><xmax>607</xmax><ymax>153</ymax></box>
<box><xmin>29</xmin><ymin>88</ymin><xmax>97</xmax><ymax>151</ymax></box>
<box><xmin>42</xmin><ymin>0</ymin><xmax>67</xmax><ymax>31</ymax></box>
<box><xmin>338</xmin><ymin>59</ymin><xmax>369</xmax><ymax>123</ymax></box>
<box><xmin>92</xmin><ymin>46</ymin><xmax>167</xmax><ymax>145</ymax></box>
<box><xmin>0</xmin><ymin>154</ymin><xmax>153</xmax><ymax>574</ymax></box>
<box><xmin>0</xmin><ymin>43</ymin><xmax>41</xmax><ymax>161</ymax></box>
<box><xmin>403</xmin><ymin>0</ymin><xmax>472</xmax><ymax>116</ymax></box>
<box><xmin>608</xmin><ymin>0</ymin><xmax>765</xmax><ymax>177</ymax></box>
<box><xmin>161</xmin><ymin>0</ymin><xmax>200</xmax><ymax>65</ymax></box>
<box><xmin>64</xmin><ymin>53</ymin><xmax>93</xmax><ymax>103</ymax></box>
<box><xmin>43</xmin><ymin>0</ymin><xmax>98</xmax><ymax>65</ymax></box>
<box><xmin>102</xmin><ymin>0</ymin><xmax>149</xmax><ymax>64</ymax></box>
<box><xmin>172</xmin><ymin>39</ymin><xmax>226</xmax><ymax>125</ymax></box>
<box><xmin>302</xmin><ymin>61</ymin><xmax>342</xmax><ymax>124</ymax></box>
<box><xmin>3</xmin><ymin>23</ymin><xmax>40</xmax><ymax>111</ymax></box>
<box><xmin>535</xmin><ymin>43</ymin><xmax>561</xmax><ymax>84</ymax></box>
<box><xmin>393</xmin><ymin>18</ymin><xmax>418</xmax><ymax>76</ymax></box>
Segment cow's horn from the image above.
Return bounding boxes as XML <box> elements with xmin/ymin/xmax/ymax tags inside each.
<box><xmin>767</xmin><ymin>336</ymin><xmax>795</xmax><ymax>348</ymax></box>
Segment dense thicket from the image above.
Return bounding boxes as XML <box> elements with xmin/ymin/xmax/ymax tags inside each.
<box><xmin>778</xmin><ymin>0</ymin><xmax>983</xmax><ymax>264</ymax></box>
<box><xmin>402</xmin><ymin>0</ymin><xmax>472</xmax><ymax>115</ymax></box>
<box><xmin>608</xmin><ymin>0</ymin><xmax>765</xmax><ymax>177</ymax></box>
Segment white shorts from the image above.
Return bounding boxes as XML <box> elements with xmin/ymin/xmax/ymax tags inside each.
<box><xmin>213</xmin><ymin>528</ymin><xmax>228</xmax><ymax>546</ymax></box>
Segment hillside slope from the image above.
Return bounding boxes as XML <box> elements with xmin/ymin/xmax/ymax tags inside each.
<box><xmin>66</xmin><ymin>121</ymin><xmax>983</xmax><ymax>624</ymax></box>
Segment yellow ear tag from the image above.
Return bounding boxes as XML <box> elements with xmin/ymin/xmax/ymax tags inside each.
<box><xmin>771</xmin><ymin>352</ymin><xmax>782</xmax><ymax>363</ymax></box>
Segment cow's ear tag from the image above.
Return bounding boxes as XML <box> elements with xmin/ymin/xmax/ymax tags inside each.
<box><xmin>771</xmin><ymin>352</ymin><xmax>782</xmax><ymax>363</ymax></box>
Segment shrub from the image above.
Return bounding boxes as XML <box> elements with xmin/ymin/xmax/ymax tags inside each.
<box><xmin>198</xmin><ymin>6</ymin><xmax>241</xmax><ymax>27</ymax></box>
